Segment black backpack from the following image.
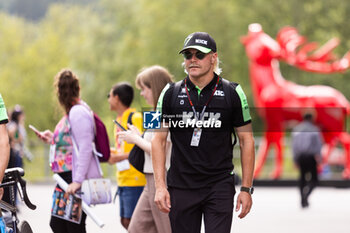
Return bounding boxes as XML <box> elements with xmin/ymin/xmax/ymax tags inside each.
<box><xmin>127</xmin><ymin>112</ymin><xmax>145</xmax><ymax>173</ymax></box>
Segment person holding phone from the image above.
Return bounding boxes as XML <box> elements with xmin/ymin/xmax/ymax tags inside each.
<box><xmin>33</xmin><ymin>69</ymin><xmax>101</xmax><ymax>233</ymax></box>
<box><xmin>107</xmin><ymin>82</ymin><xmax>146</xmax><ymax>230</ymax></box>
<box><xmin>117</xmin><ymin>66</ymin><xmax>173</xmax><ymax>233</ymax></box>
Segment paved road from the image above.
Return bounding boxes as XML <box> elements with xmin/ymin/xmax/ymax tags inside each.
<box><xmin>17</xmin><ymin>183</ymin><xmax>350</xmax><ymax>233</ymax></box>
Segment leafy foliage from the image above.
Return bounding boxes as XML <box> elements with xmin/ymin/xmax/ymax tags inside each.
<box><xmin>1</xmin><ymin>0</ymin><xmax>350</xmax><ymax>136</ymax></box>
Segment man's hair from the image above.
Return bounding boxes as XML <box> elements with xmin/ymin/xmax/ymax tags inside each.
<box><xmin>182</xmin><ymin>57</ymin><xmax>222</xmax><ymax>75</ymax></box>
<box><xmin>54</xmin><ymin>69</ymin><xmax>80</xmax><ymax>113</ymax></box>
<box><xmin>213</xmin><ymin>57</ymin><xmax>222</xmax><ymax>75</ymax></box>
<box><xmin>111</xmin><ymin>82</ymin><xmax>134</xmax><ymax>107</ymax></box>
<box><xmin>136</xmin><ymin>65</ymin><xmax>174</xmax><ymax>110</ymax></box>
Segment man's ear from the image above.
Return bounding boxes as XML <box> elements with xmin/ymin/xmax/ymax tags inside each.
<box><xmin>114</xmin><ymin>94</ymin><xmax>120</xmax><ymax>103</ymax></box>
<box><xmin>211</xmin><ymin>52</ymin><xmax>217</xmax><ymax>64</ymax></box>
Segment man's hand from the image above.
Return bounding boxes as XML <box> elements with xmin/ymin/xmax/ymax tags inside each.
<box><xmin>235</xmin><ymin>191</ymin><xmax>252</xmax><ymax>218</ymax></box>
<box><xmin>154</xmin><ymin>186</ymin><xmax>171</xmax><ymax>213</ymax></box>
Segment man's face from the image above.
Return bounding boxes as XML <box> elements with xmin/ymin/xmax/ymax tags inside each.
<box><xmin>183</xmin><ymin>48</ymin><xmax>217</xmax><ymax>79</ymax></box>
<box><xmin>107</xmin><ymin>89</ymin><xmax>118</xmax><ymax>111</ymax></box>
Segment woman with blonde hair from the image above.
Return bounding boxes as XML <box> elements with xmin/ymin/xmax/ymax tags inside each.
<box><xmin>118</xmin><ymin>65</ymin><xmax>173</xmax><ymax>233</ymax></box>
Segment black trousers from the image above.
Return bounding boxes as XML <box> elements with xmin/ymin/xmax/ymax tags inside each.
<box><xmin>50</xmin><ymin>213</ymin><xmax>87</xmax><ymax>233</ymax></box>
<box><xmin>297</xmin><ymin>155</ymin><xmax>318</xmax><ymax>202</ymax></box>
<box><xmin>168</xmin><ymin>176</ymin><xmax>236</xmax><ymax>233</ymax></box>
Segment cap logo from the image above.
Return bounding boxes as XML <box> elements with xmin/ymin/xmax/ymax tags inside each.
<box><xmin>184</xmin><ymin>35</ymin><xmax>193</xmax><ymax>46</ymax></box>
<box><xmin>195</xmin><ymin>39</ymin><xmax>208</xmax><ymax>45</ymax></box>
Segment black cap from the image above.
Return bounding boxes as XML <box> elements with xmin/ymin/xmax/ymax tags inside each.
<box><xmin>179</xmin><ymin>32</ymin><xmax>217</xmax><ymax>54</ymax></box>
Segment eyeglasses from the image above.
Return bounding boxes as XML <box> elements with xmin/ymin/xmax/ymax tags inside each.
<box><xmin>182</xmin><ymin>51</ymin><xmax>208</xmax><ymax>60</ymax></box>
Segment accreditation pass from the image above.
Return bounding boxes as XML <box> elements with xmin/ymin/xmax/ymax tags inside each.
<box><xmin>190</xmin><ymin>127</ymin><xmax>202</xmax><ymax>147</ymax></box>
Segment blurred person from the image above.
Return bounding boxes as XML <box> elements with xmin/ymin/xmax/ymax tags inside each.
<box><xmin>292</xmin><ymin>112</ymin><xmax>323</xmax><ymax>208</ymax></box>
<box><xmin>118</xmin><ymin>66</ymin><xmax>173</xmax><ymax>233</ymax></box>
<box><xmin>7</xmin><ymin>105</ymin><xmax>26</xmax><ymax>169</ymax></box>
<box><xmin>33</xmin><ymin>69</ymin><xmax>102</xmax><ymax>233</ymax></box>
<box><xmin>152</xmin><ymin>32</ymin><xmax>255</xmax><ymax>233</ymax></box>
<box><xmin>107</xmin><ymin>82</ymin><xmax>146</xmax><ymax>230</ymax></box>
<box><xmin>3</xmin><ymin>105</ymin><xmax>27</xmax><ymax>206</ymax></box>
<box><xmin>0</xmin><ymin>94</ymin><xmax>10</xmax><ymax>200</ymax></box>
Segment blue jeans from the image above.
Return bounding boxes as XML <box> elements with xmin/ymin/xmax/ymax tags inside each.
<box><xmin>117</xmin><ymin>186</ymin><xmax>144</xmax><ymax>218</ymax></box>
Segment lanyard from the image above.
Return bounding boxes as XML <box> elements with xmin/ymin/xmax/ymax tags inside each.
<box><xmin>184</xmin><ymin>76</ymin><xmax>220</xmax><ymax>121</ymax></box>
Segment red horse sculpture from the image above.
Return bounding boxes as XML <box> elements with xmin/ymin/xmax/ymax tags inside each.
<box><xmin>241</xmin><ymin>23</ymin><xmax>350</xmax><ymax>179</ymax></box>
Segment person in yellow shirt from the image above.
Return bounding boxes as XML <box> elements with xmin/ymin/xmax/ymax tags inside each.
<box><xmin>107</xmin><ymin>82</ymin><xmax>146</xmax><ymax>230</ymax></box>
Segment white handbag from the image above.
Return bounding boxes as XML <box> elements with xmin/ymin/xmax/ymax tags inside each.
<box><xmin>81</xmin><ymin>178</ymin><xmax>112</xmax><ymax>205</ymax></box>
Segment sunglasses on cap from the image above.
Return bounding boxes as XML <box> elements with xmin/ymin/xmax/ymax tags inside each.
<box><xmin>182</xmin><ymin>51</ymin><xmax>208</xmax><ymax>60</ymax></box>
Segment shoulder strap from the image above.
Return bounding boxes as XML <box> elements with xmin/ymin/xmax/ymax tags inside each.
<box><xmin>221</xmin><ymin>78</ymin><xmax>237</xmax><ymax>147</ymax></box>
<box><xmin>75</xmin><ymin>101</ymin><xmax>97</xmax><ymax>135</ymax></box>
<box><xmin>127</xmin><ymin>112</ymin><xmax>135</xmax><ymax>125</ymax></box>
<box><xmin>68</xmin><ymin>104</ymin><xmax>103</xmax><ymax>175</ymax></box>
<box><xmin>171</xmin><ymin>80</ymin><xmax>183</xmax><ymax>107</ymax></box>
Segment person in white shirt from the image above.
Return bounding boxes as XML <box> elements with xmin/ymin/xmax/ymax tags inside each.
<box><xmin>117</xmin><ymin>65</ymin><xmax>173</xmax><ymax>233</ymax></box>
